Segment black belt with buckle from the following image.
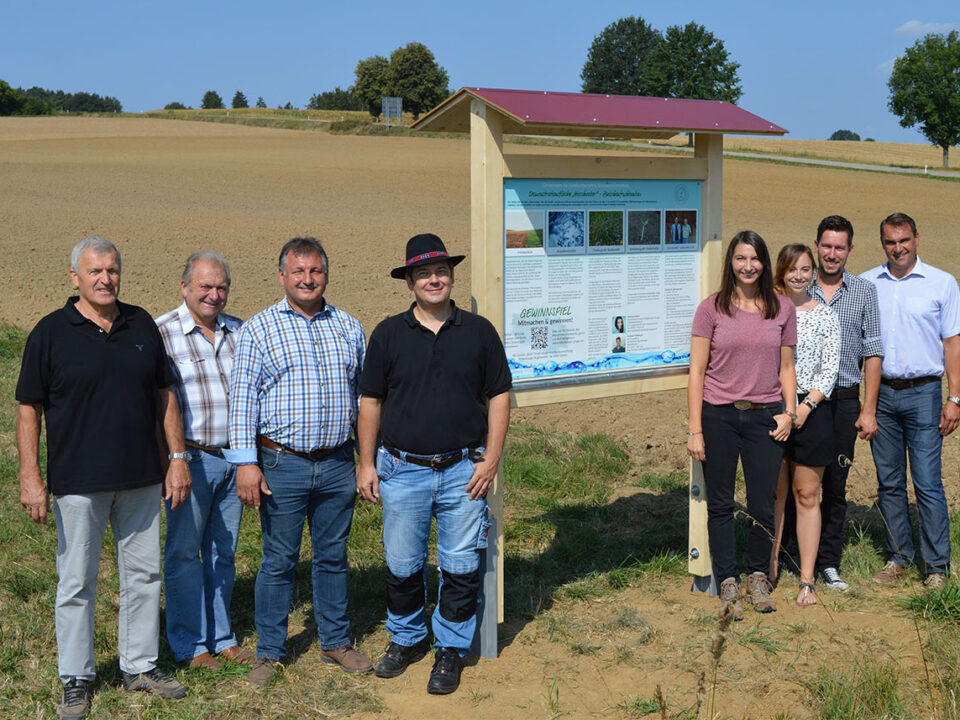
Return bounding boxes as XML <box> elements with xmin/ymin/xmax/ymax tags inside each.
<box><xmin>881</xmin><ymin>375</ymin><xmax>941</xmax><ymax>390</ymax></box>
<box><xmin>732</xmin><ymin>401</ymin><xmax>781</xmax><ymax>411</ymax></box>
<box><xmin>383</xmin><ymin>444</ymin><xmax>480</xmax><ymax>471</ymax></box>
<box><xmin>829</xmin><ymin>385</ymin><xmax>860</xmax><ymax>401</ymax></box>
<box><xmin>259</xmin><ymin>436</ymin><xmax>345</xmax><ymax>462</ymax></box>
<box><xmin>185</xmin><ymin>439</ymin><xmax>229</xmax><ymax>456</ymax></box>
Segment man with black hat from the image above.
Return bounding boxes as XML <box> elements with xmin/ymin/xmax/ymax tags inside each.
<box><xmin>356</xmin><ymin>233</ymin><xmax>512</xmax><ymax>695</ymax></box>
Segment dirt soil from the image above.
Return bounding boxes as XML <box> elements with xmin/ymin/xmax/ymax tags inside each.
<box><xmin>2</xmin><ymin>117</ymin><xmax>959</xmax><ymax>718</ymax></box>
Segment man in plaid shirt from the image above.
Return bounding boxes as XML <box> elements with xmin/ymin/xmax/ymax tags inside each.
<box><xmin>225</xmin><ymin>237</ymin><xmax>372</xmax><ymax>685</ymax></box>
<box><xmin>156</xmin><ymin>251</ymin><xmax>248</xmax><ymax>670</ymax></box>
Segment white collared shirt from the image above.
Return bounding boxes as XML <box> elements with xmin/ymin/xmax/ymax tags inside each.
<box><xmin>861</xmin><ymin>257</ymin><xmax>960</xmax><ymax>379</ymax></box>
<box><xmin>155</xmin><ymin>302</ymin><xmax>243</xmax><ymax>446</ymax></box>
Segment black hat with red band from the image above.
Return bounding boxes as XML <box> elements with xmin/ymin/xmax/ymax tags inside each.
<box><xmin>390</xmin><ymin>233</ymin><xmax>465</xmax><ymax>279</ymax></box>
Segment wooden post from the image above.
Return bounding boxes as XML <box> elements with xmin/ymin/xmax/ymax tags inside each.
<box><xmin>689</xmin><ymin>133</ymin><xmax>723</xmax><ymax>594</ymax></box>
<box><xmin>470</xmin><ymin>99</ymin><xmax>505</xmax><ymax>657</ymax></box>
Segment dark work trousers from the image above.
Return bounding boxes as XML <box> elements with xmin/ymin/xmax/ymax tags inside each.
<box><xmin>781</xmin><ymin>396</ymin><xmax>859</xmax><ymax>573</ymax></box>
<box><xmin>702</xmin><ymin>402</ymin><xmax>785</xmax><ymax>581</ymax></box>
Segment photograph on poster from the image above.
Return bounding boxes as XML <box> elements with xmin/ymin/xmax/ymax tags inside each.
<box><xmin>505</xmin><ymin>208</ymin><xmax>544</xmax><ymax>252</ymax></box>
<box><xmin>547</xmin><ymin>210</ymin><xmax>585</xmax><ymax>253</ymax></box>
<box><xmin>588</xmin><ymin>210</ymin><xmax>625</xmax><ymax>252</ymax></box>
<box><xmin>665</xmin><ymin>210</ymin><xmax>698</xmax><ymax>250</ymax></box>
<box><xmin>503</xmin><ymin>178</ymin><xmax>699</xmax><ymax>384</ymax></box>
<box><xmin>627</xmin><ymin>209</ymin><xmax>662</xmax><ymax>250</ymax></box>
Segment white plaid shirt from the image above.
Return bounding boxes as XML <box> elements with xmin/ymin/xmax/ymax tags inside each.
<box><xmin>155</xmin><ymin>303</ymin><xmax>242</xmax><ymax>447</ymax></box>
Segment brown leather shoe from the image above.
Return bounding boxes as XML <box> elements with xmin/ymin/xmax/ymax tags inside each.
<box><xmin>248</xmin><ymin>658</ymin><xmax>279</xmax><ymax>686</ymax></box>
<box><xmin>873</xmin><ymin>560</ymin><xmax>906</xmax><ymax>584</ymax></box>
<box><xmin>187</xmin><ymin>652</ymin><xmax>223</xmax><ymax>670</ymax></box>
<box><xmin>218</xmin><ymin>646</ymin><xmax>255</xmax><ymax>665</ymax></box>
<box><xmin>924</xmin><ymin>573</ymin><xmax>946</xmax><ymax>590</ymax></box>
<box><xmin>320</xmin><ymin>645</ymin><xmax>373</xmax><ymax>674</ymax></box>
<box><xmin>745</xmin><ymin>572</ymin><xmax>777</xmax><ymax>613</ymax></box>
<box><xmin>719</xmin><ymin>577</ymin><xmax>743</xmax><ymax>621</ymax></box>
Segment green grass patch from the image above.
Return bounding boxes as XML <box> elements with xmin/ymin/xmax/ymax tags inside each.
<box><xmin>805</xmin><ymin>659</ymin><xmax>907</xmax><ymax>719</ymax></box>
<box><xmin>633</xmin><ymin>471</ymin><xmax>686</xmax><ymax>492</ymax></box>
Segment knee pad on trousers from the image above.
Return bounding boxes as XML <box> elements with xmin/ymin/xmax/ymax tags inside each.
<box><xmin>386</xmin><ymin>568</ymin><xmax>425</xmax><ymax>616</ymax></box>
<box><xmin>438</xmin><ymin>568</ymin><xmax>481</xmax><ymax>623</ymax></box>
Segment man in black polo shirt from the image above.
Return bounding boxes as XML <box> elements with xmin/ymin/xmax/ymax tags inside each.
<box><xmin>17</xmin><ymin>238</ymin><xmax>191</xmax><ymax>720</ymax></box>
<box><xmin>357</xmin><ymin>233</ymin><xmax>511</xmax><ymax>695</ymax></box>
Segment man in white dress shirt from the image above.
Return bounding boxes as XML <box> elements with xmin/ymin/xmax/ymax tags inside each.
<box><xmin>862</xmin><ymin>213</ymin><xmax>960</xmax><ymax>589</ymax></box>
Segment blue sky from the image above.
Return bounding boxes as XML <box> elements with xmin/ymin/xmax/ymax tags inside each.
<box><xmin>3</xmin><ymin>1</ymin><xmax>957</xmax><ymax>143</ymax></box>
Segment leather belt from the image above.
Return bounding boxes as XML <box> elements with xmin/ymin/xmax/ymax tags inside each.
<box><xmin>829</xmin><ymin>385</ymin><xmax>860</xmax><ymax>401</ymax></box>
<box><xmin>881</xmin><ymin>375</ymin><xmax>941</xmax><ymax>390</ymax></box>
<box><xmin>185</xmin><ymin>439</ymin><xmax>229</xmax><ymax>456</ymax></box>
<box><xmin>732</xmin><ymin>401</ymin><xmax>781</xmax><ymax>411</ymax></box>
<box><xmin>259</xmin><ymin>436</ymin><xmax>345</xmax><ymax>462</ymax></box>
<box><xmin>383</xmin><ymin>444</ymin><xmax>480</xmax><ymax>471</ymax></box>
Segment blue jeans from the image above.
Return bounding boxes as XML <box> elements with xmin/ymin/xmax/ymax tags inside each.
<box><xmin>255</xmin><ymin>442</ymin><xmax>357</xmax><ymax>660</ymax></box>
<box><xmin>164</xmin><ymin>450</ymin><xmax>243</xmax><ymax>661</ymax></box>
<box><xmin>377</xmin><ymin>445</ymin><xmax>489</xmax><ymax>656</ymax></box>
<box><xmin>872</xmin><ymin>382</ymin><xmax>951</xmax><ymax>572</ymax></box>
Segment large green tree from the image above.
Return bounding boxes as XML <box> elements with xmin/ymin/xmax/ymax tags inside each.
<box><xmin>201</xmin><ymin>90</ymin><xmax>224</xmax><ymax>109</ymax></box>
<box><xmin>231</xmin><ymin>90</ymin><xmax>248</xmax><ymax>109</ymax></box>
<box><xmin>580</xmin><ymin>17</ymin><xmax>662</xmax><ymax>95</ymax></box>
<box><xmin>643</xmin><ymin>22</ymin><xmax>742</xmax><ymax>104</ymax></box>
<box><xmin>383</xmin><ymin>42</ymin><xmax>449</xmax><ymax>120</ymax></box>
<box><xmin>0</xmin><ymin>79</ymin><xmax>24</xmax><ymax>115</ymax></box>
<box><xmin>352</xmin><ymin>55</ymin><xmax>389</xmax><ymax>117</ymax></box>
<box><xmin>887</xmin><ymin>30</ymin><xmax>960</xmax><ymax>168</ymax></box>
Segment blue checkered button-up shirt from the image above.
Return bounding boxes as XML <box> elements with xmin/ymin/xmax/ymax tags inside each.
<box><xmin>224</xmin><ymin>298</ymin><xmax>365</xmax><ymax>465</ymax></box>
<box><xmin>808</xmin><ymin>270</ymin><xmax>884</xmax><ymax>388</ymax></box>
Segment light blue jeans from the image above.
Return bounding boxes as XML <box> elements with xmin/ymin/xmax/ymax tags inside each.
<box><xmin>164</xmin><ymin>449</ymin><xmax>243</xmax><ymax>661</ymax></box>
<box><xmin>377</xmin><ymin>445</ymin><xmax>489</xmax><ymax>656</ymax></box>
<box><xmin>872</xmin><ymin>381</ymin><xmax>951</xmax><ymax>573</ymax></box>
<box><xmin>255</xmin><ymin>443</ymin><xmax>357</xmax><ymax>660</ymax></box>
<box><xmin>54</xmin><ymin>484</ymin><xmax>161</xmax><ymax>681</ymax></box>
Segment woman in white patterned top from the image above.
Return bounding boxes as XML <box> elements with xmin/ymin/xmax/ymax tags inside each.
<box><xmin>769</xmin><ymin>244</ymin><xmax>840</xmax><ymax>606</ymax></box>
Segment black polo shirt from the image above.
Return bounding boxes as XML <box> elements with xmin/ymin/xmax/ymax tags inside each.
<box><xmin>16</xmin><ymin>298</ymin><xmax>174</xmax><ymax>496</ymax></box>
<box><xmin>359</xmin><ymin>302</ymin><xmax>512</xmax><ymax>455</ymax></box>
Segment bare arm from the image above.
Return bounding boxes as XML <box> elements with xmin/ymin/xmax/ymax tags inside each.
<box><xmin>158</xmin><ymin>387</ymin><xmax>191</xmax><ymax>509</ymax></box>
<box><xmin>356</xmin><ymin>396</ymin><xmax>383</xmax><ymax>503</ymax></box>
<box><xmin>941</xmin><ymin>335</ymin><xmax>960</xmax><ymax>436</ymax></box>
<box><xmin>686</xmin><ymin>336</ymin><xmax>710</xmax><ymax>461</ymax></box>
<box><xmin>856</xmin><ymin>356</ymin><xmax>882</xmax><ymax>440</ymax></box>
<box><xmin>465</xmin><ymin>391</ymin><xmax>511</xmax><ymax>500</ymax></box>
<box><xmin>771</xmin><ymin>346</ymin><xmax>796</xmax><ymax>442</ymax></box>
<box><xmin>17</xmin><ymin>402</ymin><xmax>48</xmax><ymax>524</ymax></box>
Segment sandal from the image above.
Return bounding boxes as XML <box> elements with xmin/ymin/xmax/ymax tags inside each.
<box><xmin>796</xmin><ymin>581</ymin><xmax>818</xmax><ymax>606</ymax></box>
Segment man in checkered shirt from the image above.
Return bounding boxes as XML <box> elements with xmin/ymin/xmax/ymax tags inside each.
<box><xmin>225</xmin><ymin>237</ymin><xmax>372</xmax><ymax>685</ymax></box>
<box><xmin>155</xmin><ymin>251</ymin><xmax>249</xmax><ymax>670</ymax></box>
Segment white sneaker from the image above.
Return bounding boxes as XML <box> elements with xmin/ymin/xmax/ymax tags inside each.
<box><xmin>820</xmin><ymin>567</ymin><xmax>849</xmax><ymax>591</ymax></box>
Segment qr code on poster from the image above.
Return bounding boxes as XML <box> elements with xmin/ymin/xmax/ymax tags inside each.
<box><xmin>530</xmin><ymin>326</ymin><xmax>548</xmax><ymax>350</ymax></box>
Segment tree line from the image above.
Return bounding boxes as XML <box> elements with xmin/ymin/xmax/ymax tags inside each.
<box><xmin>0</xmin><ymin>80</ymin><xmax>122</xmax><ymax>115</ymax></box>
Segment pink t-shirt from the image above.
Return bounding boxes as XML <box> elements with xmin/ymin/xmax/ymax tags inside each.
<box><xmin>691</xmin><ymin>293</ymin><xmax>797</xmax><ymax>405</ymax></box>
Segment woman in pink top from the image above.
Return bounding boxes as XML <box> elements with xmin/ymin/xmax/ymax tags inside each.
<box><xmin>687</xmin><ymin>230</ymin><xmax>798</xmax><ymax>619</ymax></box>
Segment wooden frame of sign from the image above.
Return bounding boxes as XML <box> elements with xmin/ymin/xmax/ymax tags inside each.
<box><xmin>412</xmin><ymin>88</ymin><xmax>787</xmax><ymax>658</ymax></box>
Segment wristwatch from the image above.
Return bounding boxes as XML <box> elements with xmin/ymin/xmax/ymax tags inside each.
<box><xmin>168</xmin><ymin>451</ymin><xmax>192</xmax><ymax>462</ymax></box>
<box><xmin>948</xmin><ymin>396</ymin><xmax>960</xmax><ymax>407</ymax></box>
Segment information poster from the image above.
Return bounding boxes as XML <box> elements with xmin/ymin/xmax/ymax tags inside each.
<box><xmin>504</xmin><ymin>178</ymin><xmax>701</xmax><ymax>385</ymax></box>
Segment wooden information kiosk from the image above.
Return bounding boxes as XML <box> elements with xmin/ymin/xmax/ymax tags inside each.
<box><xmin>413</xmin><ymin>88</ymin><xmax>786</xmax><ymax>657</ymax></box>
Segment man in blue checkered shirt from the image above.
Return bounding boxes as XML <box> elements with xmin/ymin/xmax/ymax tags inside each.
<box><xmin>224</xmin><ymin>237</ymin><xmax>372</xmax><ymax>684</ymax></box>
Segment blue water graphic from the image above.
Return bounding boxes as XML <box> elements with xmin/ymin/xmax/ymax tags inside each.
<box><xmin>509</xmin><ymin>350</ymin><xmax>690</xmax><ymax>379</ymax></box>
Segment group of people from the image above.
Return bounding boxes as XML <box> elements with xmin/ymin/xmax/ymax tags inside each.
<box><xmin>17</xmin><ymin>232</ymin><xmax>510</xmax><ymax>720</ymax></box>
<box><xmin>687</xmin><ymin>213</ymin><xmax>959</xmax><ymax>618</ymax></box>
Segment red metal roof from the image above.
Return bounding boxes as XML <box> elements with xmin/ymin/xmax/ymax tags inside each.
<box><xmin>412</xmin><ymin>87</ymin><xmax>787</xmax><ymax>138</ymax></box>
